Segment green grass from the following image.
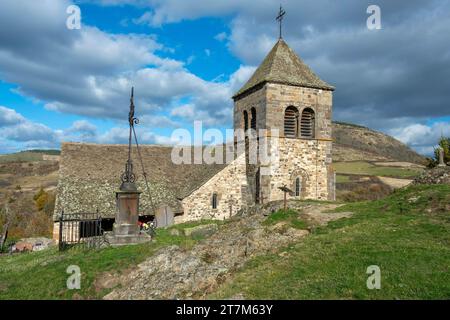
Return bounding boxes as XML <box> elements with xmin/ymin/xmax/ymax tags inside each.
<box><xmin>211</xmin><ymin>184</ymin><xmax>450</xmax><ymax>299</ymax></box>
<box><xmin>0</xmin><ymin>220</ymin><xmax>219</xmax><ymax>299</ymax></box>
<box><xmin>0</xmin><ymin>152</ymin><xmax>43</xmax><ymax>163</ymax></box>
<box><xmin>336</xmin><ymin>174</ymin><xmax>351</xmax><ymax>183</ymax></box>
<box><xmin>262</xmin><ymin>209</ymin><xmax>309</xmax><ymax>230</ymax></box>
<box><xmin>333</xmin><ymin>161</ymin><xmax>422</xmax><ymax>178</ymax></box>
<box><xmin>0</xmin><ymin>150</ymin><xmax>60</xmax><ymax>163</ymax></box>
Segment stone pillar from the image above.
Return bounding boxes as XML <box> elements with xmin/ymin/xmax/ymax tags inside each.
<box><xmin>106</xmin><ymin>181</ymin><xmax>151</xmax><ymax>245</ymax></box>
<box><xmin>114</xmin><ymin>188</ymin><xmax>141</xmax><ymax>236</ymax></box>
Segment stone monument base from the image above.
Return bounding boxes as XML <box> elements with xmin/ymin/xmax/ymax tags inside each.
<box><xmin>105</xmin><ymin>232</ymin><xmax>151</xmax><ymax>246</ymax></box>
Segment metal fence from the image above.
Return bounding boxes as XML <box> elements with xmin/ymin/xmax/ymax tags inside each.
<box><xmin>58</xmin><ymin>211</ymin><xmax>109</xmax><ymax>251</ymax></box>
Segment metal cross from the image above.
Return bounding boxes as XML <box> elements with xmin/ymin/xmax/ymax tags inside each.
<box><xmin>276</xmin><ymin>5</ymin><xmax>286</xmax><ymax>39</ymax></box>
<box><xmin>121</xmin><ymin>87</ymin><xmax>139</xmax><ymax>185</ymax></box>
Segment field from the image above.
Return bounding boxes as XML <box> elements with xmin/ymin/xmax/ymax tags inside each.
<box><xmin>334</xmin><ymin>161</ymin><xmax>424</xmax><ymax>202</ymax></box>
<box><xmin>0</xmin><ymin>150</ymin><xmax>60</xmax><ymax>163</ymax></box>
<box><xmin>333</xmin><ymin>161</ymin><xmax>423</xmax><ymax>179</ymax></box>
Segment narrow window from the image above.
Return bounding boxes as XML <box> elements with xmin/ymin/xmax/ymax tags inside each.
<box><xmin>255</xmin><ymin>168</ymin><xmax>260</xmax><ymax>204</ymax></box>
<box><xmin>243</xmin><ymin>110</ymin><xmax>249</xmax><ymax>131</ymax></box>
<box><xmin>250</xmin><ymin>107</ymin><xmax>257</xmax><ymax>130</ymax></box>
<box><xmin>295</xmin><ymin>177</ymin><xmax>301</xmax><ymax>197</ymax></box>
<box><xmin>212</xmin><ymin>193</ymin><xmax>218</xmax><ymax>209</ymax></box>
<box><xmin>284</xmin><ymin>106</ymin><xmax>299</xmax><ymax>138</ymax></box>
<box><xmin>300</xmin><ymin>108</ymin><xmax>315</xmax><ymax>138</ymax></box>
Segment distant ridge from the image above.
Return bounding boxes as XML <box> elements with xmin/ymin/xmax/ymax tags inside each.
<box><xmin>332</xmin><ymin>122</ymin><xmax>426</xmax><ymax>164</ymax></box>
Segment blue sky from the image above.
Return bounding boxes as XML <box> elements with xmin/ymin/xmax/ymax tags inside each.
<box><xmin>0</xmin><ymin>0</ymin><xmax>449</xmax><ymax>155</ymax></box>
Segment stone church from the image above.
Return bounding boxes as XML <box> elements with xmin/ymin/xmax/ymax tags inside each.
<box><xmin>53</xmin><ymin>38</ymin><xmax>335</xmax><ymax>238</ymax></box>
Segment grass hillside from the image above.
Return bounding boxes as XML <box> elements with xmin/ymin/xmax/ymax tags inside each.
<box><xmin>0</xmin><ymin>185</ymin><xmax>448</xmax><ymax>299</ymax></box>
<box><xmin>0</xmin><ymin>150</ymin><xmax>60</xmax><ymax>163</ymax></box>
<box><xmin>332</xmin><ymin>122</ymin><xmax>426</xmax><ymax>164</ymax></box>
<box><xmin>0</xmin><ymin>220</ymin><xmax>219</xmax><ymax>299</ymax></box>
<box><xmin>211</xmin><ymin>184</ymin><xmax>450</xmax><ymax>299</ymax></box>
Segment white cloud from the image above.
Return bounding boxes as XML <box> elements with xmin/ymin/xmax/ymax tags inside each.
<box><xmin>68</xmin><ymin>120</ymin><xmax>97</xmax><ymax>134</ymax></box>
<box><xmin>0</xmin><ymin>106</ymin><xmax>58</xmax><ymax>145</ymax></box>
<box><xmin>0</xmin><ymin>106</ymin><xmax>26</xmax><ymax>126</ymax></box>
<box><xmin>0</xmin><ymin>0</ymin><xmax>254</xmax><ymax>130</ymax></box>
<box><xmin>0</xmin><ymin>106</ymin><xmax>174</xmax><ymax>150</ymax></box>
<box><xmin>214</xmin><ymin>32</ymin><xmax>228</xmax><ymax>42</ymax></box>
<box><xmin>389</xmin><ymin>121</ymin><xmax>450</xmax><ymax>155</ymax></box>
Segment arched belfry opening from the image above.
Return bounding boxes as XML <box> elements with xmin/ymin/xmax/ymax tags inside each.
<box><xmin>284</xmin><ymin>106</ymin><xmax>299</xmax><ymax>138</ymax></box>
<box><xmin>250</xmin><ymin>107</ymin><xmax>257</xmax><ymax>131</ymax></box>
<box><xmin>243</xmin><ymin>110</ymin><xmax>249</xmax><ymax>132</ymax></box>
<box><xmin>300</xmin><ymin>108</ymin><xmax>315</xmax><ymax>138</ymax></box>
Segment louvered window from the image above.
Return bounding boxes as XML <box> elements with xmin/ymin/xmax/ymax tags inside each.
<box><xmin>250</xmin><ymin>108</ymin><xmax>257</xmax><ymax>130</ymax></box>
<box><xmin>284</xmin><ymin>106</ymin><xmax>299</xmax><ymax>138</ymax></box>
<box><xmin>300</xmin><ymin>108</ymin><xmax>315</xmax><ymax>138</ymax></box>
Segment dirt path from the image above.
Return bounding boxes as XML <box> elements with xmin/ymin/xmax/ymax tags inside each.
<box><xmin>377</xmin><ymin>176</ymin><xmax>413</xmax><ymax>189</ymax></box>
<box><xmin>103</xmin><ymin>203</ymin><xmax>351</xmax><ymax>300</ymax></box>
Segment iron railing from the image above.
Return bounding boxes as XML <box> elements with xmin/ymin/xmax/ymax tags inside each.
<box><xmin>58</xmin><ymin>211</ymin><xmax>109</xmax><ymax>251</ymax></box>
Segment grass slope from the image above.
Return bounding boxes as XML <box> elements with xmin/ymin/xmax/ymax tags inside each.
<box><xmin>211</xmin><ymin>184</ymin><xmax>450</xmax><ymax>299</ymax></box>
<box><xmin>0</xmin><ymin>220</ymin><xmax>220</xmax><ymax>299</ymax></box>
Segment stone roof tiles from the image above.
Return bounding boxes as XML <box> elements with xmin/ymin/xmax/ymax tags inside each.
<box><xmin>233</xmin><ymin>39</ymin><xmax>334</xmax><ymax>99</ymax></box>
<box><xmin>54</xmin><ymin>142</ymin><xmax>228</xmax><ymax>219</ymax></box>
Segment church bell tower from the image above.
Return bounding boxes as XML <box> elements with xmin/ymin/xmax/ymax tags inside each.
<box><xmin>232</xmin><ymin>10</ymin><xmax>335</xmax><ymax>204</ymax></box>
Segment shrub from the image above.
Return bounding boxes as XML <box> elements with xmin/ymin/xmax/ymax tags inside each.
<box><xmin>34</xmin><ymin>188</ymin><xmax>49</xmax><ymax>212</ymax></box>
<box><xmin>428</xmin><ymin>136</ymin><xmax>450</xmax><ymax>168</ymax></box>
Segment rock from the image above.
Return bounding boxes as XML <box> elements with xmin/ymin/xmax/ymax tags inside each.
<box><xmin>285</xmin><ymin>228</ymin><xmax>309</xmax><ymax>239</ymax></box>
<box><xmin>104</xmin><ymin>203</ymin><xmax>346</xmax><ymax>300</ymax></box>
<box><xmin>169</xmin><ymin>228</ymin><xmax>181</xmax><ymax>236</ymax></box>
<box><xmin>269</xmin><ymin>222</ymin><xmax>290</xmax><ymax>234</ymax></box>
<box><xmin>94</xmin><ymin>272</ymin><xmax>121</xmax><ymax>291</ymax></box>
<box><xmin>184</xmin><ymin>224</ymin><xmax>218</xmax><ymax>238</ymax></box>
<box><xmin>227</xmin><ymin>293</ymin><xmax>246</xmax><ymax>300</ymax></box>
<box><xmin>13</xmin><ymin>237</ymin><xmax>54</xmax><ymax>253</ymax></box>
<box><xmin>413</xmin><ymin>167</ymin><xmax>450</xmax><ymax>185</ymax></box>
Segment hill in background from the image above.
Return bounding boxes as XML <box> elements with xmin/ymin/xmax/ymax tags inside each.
<box><xmin>332</xmin><ymin>122</ymin><xmax>426</xmax><ymax>164</ymax></box>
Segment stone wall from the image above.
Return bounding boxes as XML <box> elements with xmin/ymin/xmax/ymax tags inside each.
<box><xmin>180</xmin><ymin>153</ymin><xmax>248</xmax><ymax>222</ymax></box>
<box><xmin>263</xmin><ymin>137</ymin><xmax>333</xmax><ymax>201</ymax></box>
<box><xmin>233</xmin><ymin>85</ymin><xmax>267</xmax><ymax>131</ymax></box>
<box><xmin>265</xmin><ymin>83</ymin><xmax>332</xmax><ymax>139</ymax></box>
<box><xmin>233</xmin><ymin>82</ymin><xmax>335</xmax><ymax>203</ymax></box>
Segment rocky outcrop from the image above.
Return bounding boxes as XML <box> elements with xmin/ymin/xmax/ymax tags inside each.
<box><xmin>103</xmin><ymin>203</ymin><xmax>349</xmax><ymax>300</ymax></box>
<box><xmin>413</xmin><ymin>167</ymin><xmax>450</xmax><ymax>185</ymax></box>
<box><xmin>183</xmin><ymin>224</ymin><xmax>218</xmax><ymax>238</ymax></box>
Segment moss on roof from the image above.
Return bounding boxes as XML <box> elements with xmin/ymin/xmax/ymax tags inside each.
<box><xmin>233</xmin><ymin>39</ymin><xmax>334</xmax><ymax>99</ymax></box>
<box><xmin>54</xmin><ymin>142</ymin><xmax>228</xmax><ymax>219</ymax></box>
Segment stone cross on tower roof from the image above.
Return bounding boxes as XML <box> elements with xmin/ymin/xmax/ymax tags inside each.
<box><xmin>276</xmin><ymin>5</ymin><xmax>286</xmax><ymax>39</ymax></box>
